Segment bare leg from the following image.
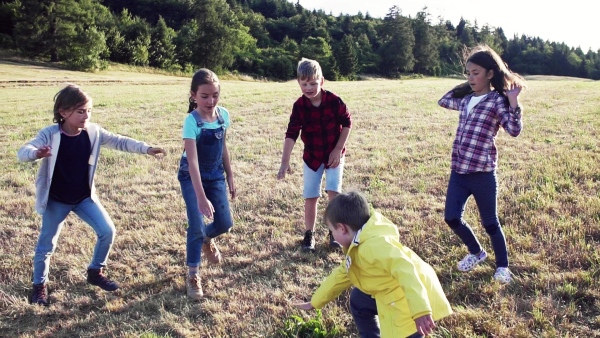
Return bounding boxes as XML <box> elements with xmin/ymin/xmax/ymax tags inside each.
<box><xmin>326</xmin><ymin>190</ymin><xmax>339</xmax><ymax>202</ymax></box>
<box><xmin>304</xmin><ymin>197</ymin><xmax>318</xmax><ymax>231</ymax></box>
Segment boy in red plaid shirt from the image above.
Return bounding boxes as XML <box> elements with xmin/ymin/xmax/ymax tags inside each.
<box><xmin>278</xmin><ymin>58</ymin><xmax>352</xmax><ymax>252</ymax></box>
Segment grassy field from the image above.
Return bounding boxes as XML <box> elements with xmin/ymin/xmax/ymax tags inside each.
<box><xmin>0</xmin><ymin>60</ymin><xmax>599</xmax><ymax>337</ymax></box>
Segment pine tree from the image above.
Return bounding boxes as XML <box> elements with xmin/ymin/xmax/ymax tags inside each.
<box><xmin>412</xmin><ymin>9</ymin><xmax>439</xmax><ymax>75</ymax></box>
<box><xmin>149</xmin><ymin>16</ymin><xmax>177</xmax><ymax>69</ymax></box>
<box><xmin>378</xmin><ymin>6</ymin><xmax>415</xmax><ymax>75</ymax></box>
<box><xmin>337</xmin><ymin>34</ymin><xmax>358</xmax><ymax>77</ymax></box>
<box><xmin>13</xmin><ymin>0</ymin><xmax>109</xmax><ymax>70</ymax></box>
<box><xmin>112</xmin><ymin>9</ymin><xmax>151</xmax><ymax>66</ymax></box>
<box><xmin>191</xmin><ymin>0</ymin><xmax>255</xmax><ymax>71</ymax></box>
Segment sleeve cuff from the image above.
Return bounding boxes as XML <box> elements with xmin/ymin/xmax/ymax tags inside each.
<box><xmin>511</xmin><ymin>105</ymin><xmax>522</xmax><ymax>116</ymax></box>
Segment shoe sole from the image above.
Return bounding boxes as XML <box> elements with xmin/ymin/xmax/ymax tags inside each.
<box><xmin>88</xmin><ymin>282</ymin><xmax>119</xmax><ymax>292</ymax></box>
<box><xmin>187</xmin><ymin>293</ymin><xmax>204</xmax><ymax>300</ymax></box>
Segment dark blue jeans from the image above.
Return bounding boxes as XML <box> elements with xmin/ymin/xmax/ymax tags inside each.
<box><xmin>350</xmin><ymin>288</ymin><xmax>424</xmax><ymax>338</ymax></box>
<box><xmin>444</xmin><ymin>170</ymin><xmax>508</xmax><ymax>268</ymax></box>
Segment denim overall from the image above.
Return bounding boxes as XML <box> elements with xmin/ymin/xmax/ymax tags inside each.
<box><xmin>178</xmin><ymin>108</ymin><xmax>233</xmax><ymax>267</ymax></box>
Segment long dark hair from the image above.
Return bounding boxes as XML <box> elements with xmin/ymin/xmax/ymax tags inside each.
<box><xmin>188</xmin><ymin>68</ymin><xmax>220</xmax><ymax>113</ymax></box>
<box><xmin>53</xmin><ymin>84</ymin><xmax>91</xmax><ymax>124</ymax></box>
<box><xmin>453</xmin><ymin>45</ymin><xmax>526</xmax><ymax>98</ymax></box>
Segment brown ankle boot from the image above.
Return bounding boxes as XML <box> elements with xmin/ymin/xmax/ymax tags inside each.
<box><xmin>202</xmin><ymin>238</ymin><xmax>222</xmax><ymax>264</ymax></box>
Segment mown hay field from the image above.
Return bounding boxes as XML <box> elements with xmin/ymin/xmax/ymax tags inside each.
<box><xmin>1</xmin><ymin>60</ymin><xmax>599</xmax><ymax>337</ymax></box>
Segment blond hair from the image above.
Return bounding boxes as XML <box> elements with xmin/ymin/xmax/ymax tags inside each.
<box><xmin>297</xmin><ymin>58</ymin><xmax>323</xmax><ymax>81</ymax></box>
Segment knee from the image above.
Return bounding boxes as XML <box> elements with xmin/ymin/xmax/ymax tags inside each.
<box><xmin>187</xmin><ymin>225</ymin><xmax>204</xmax><ymax>239</ymax></box>
<box><xmin>326</xmin><ymin>190</ymin><xmax>338</xmax><ymax>201</ymax></box>
<box><xmin>35</xmin><ymin>246</ymin><xmax>56</xmax><ymax>257</ymax></box>
<box><xmin>445</xmin><ymin>218</ymin><xmax>463</xmax><ymax>229</ymax></box>
<box><xmin>483</xmin><ymin>222</ymin><xmax>501</xmax><ymax>236</ymax></box>
<box><xmin>222</xmin><ymin>220</ymin><xmax>234</xmax><ymax>233</ymax></box>
<box><xmin>98</xmin><ymin>226</ymin><xmax>116</xmax><ymax>243</ymax></box>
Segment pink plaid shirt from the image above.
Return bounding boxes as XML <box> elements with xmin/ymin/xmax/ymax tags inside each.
<box><xmin>438</xmin><ymin>90</ymin><xmax>522</xmax><ymax>174</ymax></box>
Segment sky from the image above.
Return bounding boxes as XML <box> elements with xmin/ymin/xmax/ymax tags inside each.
<box><xmin>297</xmin><ymin>0</ymin><xmax>599</xmax><ymax>52</ymax></box>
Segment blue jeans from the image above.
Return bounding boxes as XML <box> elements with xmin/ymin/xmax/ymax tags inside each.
<box><xmin>350</xmin><ymin>288</ymin><xmax>423</xmax><ymax>338</ymax></box>
<box><xmin>179</xmin><ymin>174</ymin><xmax>233</xmax><ymax>267</ymax></box>
<box><xmin>444</xmin><ymin>170</ymin><xmax>508</xmax><ymax>268</ymax></box>
<box><xmin>33</xmin><ymin>197</ymin><xmax>115</xmax><ymax>285</ymax></box>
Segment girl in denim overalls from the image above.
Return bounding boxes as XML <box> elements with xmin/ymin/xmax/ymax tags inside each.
<box><xmin>178</xmin><ymin>69</ymin><xmax>236</xmax><ymax>300</ymax></box>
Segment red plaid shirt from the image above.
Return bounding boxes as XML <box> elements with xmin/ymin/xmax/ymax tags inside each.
<box><xmin>285</xmin><ymin>90</ymin><xmax>352</xmax><ymax>171</ymax></box>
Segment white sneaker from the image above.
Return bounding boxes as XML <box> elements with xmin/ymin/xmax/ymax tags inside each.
<box><xmin>186</xmin><ymin>274</ymin><xmax>203</xmax><ymax>300</ymax></box>
<box><xmin>493</xmin><ymin>267</ymin><xmax>512</xmax><ymax>283</ymax></box>
<box><xmin>457</xmin><ymin>250</ymin><xmax>488</xmax><ymax>272</ymax></box>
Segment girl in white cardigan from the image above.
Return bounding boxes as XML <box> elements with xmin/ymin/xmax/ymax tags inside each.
<box><xmin>18</xmin><ymin>84</ymin><xmax>165</xmax><ymax>306</ymax></box>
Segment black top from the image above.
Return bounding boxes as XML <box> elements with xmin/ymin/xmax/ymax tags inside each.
<box><xmin>49</xmin><ymin>130</ymin><xmax>92</xmax><ymax>204</ymax></box>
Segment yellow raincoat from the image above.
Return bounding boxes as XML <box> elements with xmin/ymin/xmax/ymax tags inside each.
<box><xmin>311</xmin><ymin>212</ymin><xmax>453</xmax><ymax>337</ymax></box>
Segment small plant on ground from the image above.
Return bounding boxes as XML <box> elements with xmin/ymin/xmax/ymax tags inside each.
<box><xmin>278</xmin><ymin>310</ymin><xmax>341</xmax><ymax>338</ymax></box>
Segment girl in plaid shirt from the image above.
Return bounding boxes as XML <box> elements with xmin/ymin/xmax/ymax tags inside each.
<box><xmin>438</xmin><ymin>45</ymin><xmax>525</xmax><ymax>283</ymax></box>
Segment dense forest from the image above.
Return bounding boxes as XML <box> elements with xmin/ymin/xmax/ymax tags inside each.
<box><xmin>1</xmin><ymin>0</ymin><xmax>599</xmax><ymax>80</ymax></box>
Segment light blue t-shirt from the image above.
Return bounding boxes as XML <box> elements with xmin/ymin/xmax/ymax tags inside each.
<box><xmin>181</xmin><ymin>107</ymin><xmax>230</xmax><ymax>157</ymax></box>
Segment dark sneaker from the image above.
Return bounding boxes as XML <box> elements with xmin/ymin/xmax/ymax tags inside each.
<box><xmin>30</xmin><ymin>283</ymin><xmax>49</xmax><ymax>306</ymax></box>
<box><xmin>328</xmin><ymin>230</ymin><xmax>342</xmax><ymax>249</ymax></box>
<box><xmin>87</xmin><ymin>268</ymin><xmax>120</xmax><ymax>291</ymax></box>
<box><xmin>202</xmin><ymin>238</ymin><xmax>222</xmax><ymax>264</ymax></box>
<box><xmin>302</xmin><ymin>230</ymin><xmax>315</xmax><ymax>252</ymax></box>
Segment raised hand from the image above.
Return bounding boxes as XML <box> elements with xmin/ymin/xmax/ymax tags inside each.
<box><xmin>506</xmin><ymin>82</ymin><xmax>522</xmax><ymax>107</ymax></box>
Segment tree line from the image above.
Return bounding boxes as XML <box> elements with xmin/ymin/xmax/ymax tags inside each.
<box><xmin>1</xmin><ymin>0</ymin><xmax>599</xmax><ymax>80</ymax></box>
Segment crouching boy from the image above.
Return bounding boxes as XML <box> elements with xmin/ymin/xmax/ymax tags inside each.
<box><xmin>295</xmin><ymin>191</ymin><xmax>453</xmax><ymax>337</ymax></box>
